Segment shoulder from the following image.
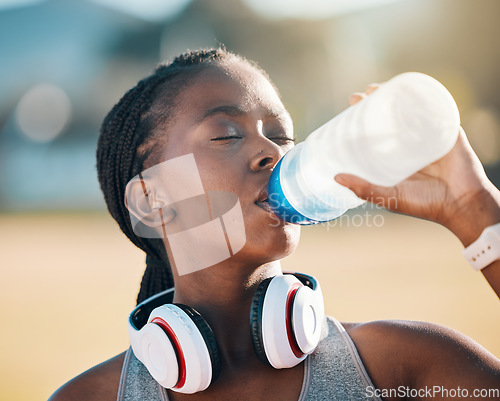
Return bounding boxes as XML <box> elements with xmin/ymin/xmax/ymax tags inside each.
<box><xmin>342</xmin><ymin>320</ymin><xmax>500</xmax><ymax>395</ymax></box>
<box><xmin>48</xmin><ymin>351</ymin><xmax>126</xmax><ymax>401</ymax></box>
<box><xmin>343</xmin><ymin>318</ymin><xmax>499</xmax><ymax>365</ymax></box>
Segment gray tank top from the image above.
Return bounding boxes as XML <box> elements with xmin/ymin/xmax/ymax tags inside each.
<box><xmin>117</xmin><ymin>316</ymin><xmax>383</xmax><ymax>401</ymax></box>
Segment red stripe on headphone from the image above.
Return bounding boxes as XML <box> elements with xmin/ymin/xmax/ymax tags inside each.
<box><xmin>151</xmin><ymin>317</ymin><xmax>187</xmax><ymax>390</ymax></box>
<box><xmin>285</xmin><ymin>283</ymin><xmax>304</xmax><ymax>359</ymax></box>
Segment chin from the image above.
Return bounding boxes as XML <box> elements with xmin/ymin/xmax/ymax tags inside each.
<box><xmin>237</xmin><ymin>222</ymin><xmax>301</xmax><ymax>265</ymax></box>
<box><xmin>278</xmin><ymin>223</ymin><xmax>301</xmax><ymax>257</ymax></box>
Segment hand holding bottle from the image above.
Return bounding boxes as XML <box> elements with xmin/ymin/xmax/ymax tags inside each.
<box><xmin>268</xmin><ymin>73</ymin><xmax>461</xmax><ymax>225</ymax></box>
<box><xmin>336</xmin><ymin>84</ymin><xmax>500</xmax><ymax>249</ymax></box>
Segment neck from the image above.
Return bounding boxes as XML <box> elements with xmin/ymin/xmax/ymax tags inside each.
<box><xmin>172</xmin><ymin>260</ymin><xmax>282</xmax><ymax>367</ymax></box>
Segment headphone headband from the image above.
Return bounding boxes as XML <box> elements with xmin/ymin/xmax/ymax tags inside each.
<box><xmin>289</xmin><ymin>272</ymin><xmax>319</xmax><ymax>291</ymax></box>
<box><xmin>129</xmin><ymin>273</ymin><xmax>317</xmax><ymax>329</ymax></box>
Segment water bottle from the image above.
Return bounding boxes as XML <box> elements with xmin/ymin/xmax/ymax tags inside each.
<box><xmin>267</xmin><ymin>72</ymin><xmax>460</xmax><ymax>225</ymax></box>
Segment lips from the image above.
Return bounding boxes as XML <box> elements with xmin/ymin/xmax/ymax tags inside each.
<box><xmin>255</xmin><ymin>198</ymin><xmax>273</xmax><ymax>214</ymax></box>
<box><xmin>255</xmin><ymin>187</ymin><xmax>273</xmax><ymax>214</ymax></box>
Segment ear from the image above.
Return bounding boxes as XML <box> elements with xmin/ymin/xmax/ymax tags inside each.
<box><xmin>124</xmin><ymin>177</ymin><xmax>176</xmax><ymax>228</ymax></box>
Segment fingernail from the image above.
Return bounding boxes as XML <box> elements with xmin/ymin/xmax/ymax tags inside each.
<box><xmin>334</xmin><ymin>174</ymin><xmax>346</xmax><ymax>185</ymax></box>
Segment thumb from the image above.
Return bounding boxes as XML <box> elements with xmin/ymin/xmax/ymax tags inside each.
<box><xmin>334</xmin><ymin>173</ymin><xmax>397</xmax><ymax>209</ymax></box>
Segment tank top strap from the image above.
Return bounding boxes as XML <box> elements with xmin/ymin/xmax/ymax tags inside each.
<box><xmin>117</xmin><ymin>347</ymin><xmax>168</xmax><ymax>401</ymax></box>
<box><xmin>301</xmin><ymin>316</ymin><xmax>383</xmax><ymax>401</ymax></box>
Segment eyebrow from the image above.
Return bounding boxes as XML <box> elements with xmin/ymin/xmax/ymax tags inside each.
<box><xmin>198</xmin><ymin>104</ymin><xmax>292</xmax><ymax>123</ymax></box>
<box><xmin>199</xmin><ymin>105</ymin><xmax>247</xmax><ymax>122</ymax></box>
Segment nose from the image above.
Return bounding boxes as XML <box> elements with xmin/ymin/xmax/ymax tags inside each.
<box><xmin>249</xmin><ymin>139</ymin><xmax>284</xmax><ymax>172</ymax></box>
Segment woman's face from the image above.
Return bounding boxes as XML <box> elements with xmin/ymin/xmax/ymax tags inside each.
<box><xmin>155</xmin><ymin>59</ymin><xmax>301</xmax><ymax>268</ymax></box>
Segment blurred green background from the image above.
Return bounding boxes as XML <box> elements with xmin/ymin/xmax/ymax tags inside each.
<box><xmin>1</xmin><ymin>0</ymin><xmax>500</xmax><ymax>400</ymax></box>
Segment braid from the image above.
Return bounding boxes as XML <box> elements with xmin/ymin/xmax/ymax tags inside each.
<box><xmin>96</xmin><ymin>48</ymin><xmax>242</xmax><ymax>304</ymax></box>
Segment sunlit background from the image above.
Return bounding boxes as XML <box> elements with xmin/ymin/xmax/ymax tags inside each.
<box><xmin>1</xmin><ymin>0</ymin><xmax>500</xmax><ymax>400</ymax></box>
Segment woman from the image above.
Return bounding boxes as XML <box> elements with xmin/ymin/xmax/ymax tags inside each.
<box><xmin>49</xmin><ymin>48</ymin><xmax>500</xmax><ymax>400</ymax></box>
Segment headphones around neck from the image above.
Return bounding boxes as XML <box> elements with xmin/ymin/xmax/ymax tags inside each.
<box><xmin>128</xmin><ymin>272</ymin><xmax>324</xmax><ymax>394</ymax></box>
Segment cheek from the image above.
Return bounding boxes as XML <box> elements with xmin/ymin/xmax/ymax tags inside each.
<box><xmin>189</xmin><ymin>147</ymin><xmax>241</xmax><ymax>186</ymax></box>
<box><xmin>199</xmin><ymin>165</ymin><xmax>245</xmax><ymax>194</ymax></box>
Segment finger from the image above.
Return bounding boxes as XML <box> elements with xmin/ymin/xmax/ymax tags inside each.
<box><xmin>365</xmin><ymin>83</ymin><xmax>380</xmax><ymax>95</ymax></box>
<box><xmin>334</xmin><ymin>173</ymin><xmax>398</xmax><ymax>209</ymax></box>
<box><xmin>348</xmin><ymin>92</ymin><xmax>366</xmax><ymax>106</ymax></box>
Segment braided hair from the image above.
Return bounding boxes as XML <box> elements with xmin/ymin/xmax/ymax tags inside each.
<box><xmin>96</xmin><ymin>48</ymin><xmax>245</xmax><ymax>304</ymax></box>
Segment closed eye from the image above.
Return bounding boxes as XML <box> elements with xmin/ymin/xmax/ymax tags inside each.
<box><xmin>268</xmin><ymin>136</ymin><xmax>296</xmax><ymax>144</ymax></box>
<box><xmin>210</xmin><ymin>136</ymin><xmax>242</xmax><ymax>141</ymax></box>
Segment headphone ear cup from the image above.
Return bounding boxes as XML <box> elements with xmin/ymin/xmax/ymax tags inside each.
<box><xmin>138</xmin><ymin>304</ymin><xmax>219</xmax><ymax>394</ymax></box>
<box><xmin>253</xmin><ymin>274</ymin><xmax>320</xmax><ymax>369</ymax></box>
<box><xmin>290</xmin><ymin>286</ymin><xmax>324</xmax><ymax>354</ymax></box>
<box><xmin>174</xmin><ymin>304</ymin><xmax>221</xmax><ymax>383</ymax></box>
<box><xmin>132</xmin><ymin>317</ymin><xmax>179</xmax><ymax>389</ymax></box>
<box><xmin>249</xmin><ymin>277</ymin><xmax>273</xmax><ymax>366</ymax></box>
